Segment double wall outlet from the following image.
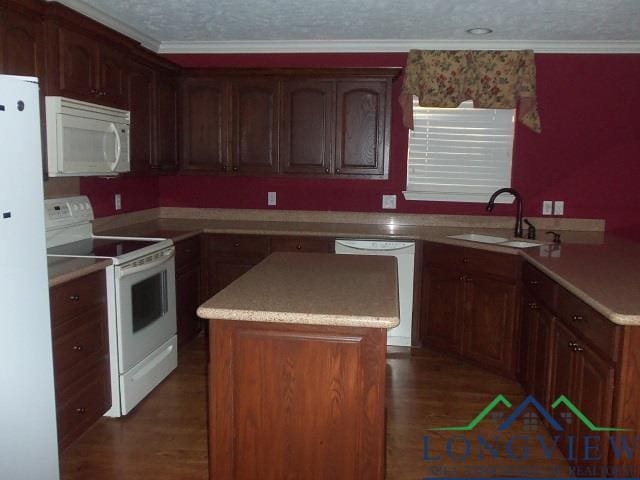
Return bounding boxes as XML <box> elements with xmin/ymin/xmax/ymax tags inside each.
<box><xmin>542</xmin><ymin>200</ymin><xmax>564</xmax><ymax>216</ymax></box>
<box><xmin>114</xmin><ymin>193</ymin><xmax>122</xmax><ymax>211</ymax></box>
<box><xmin>267</xmin><ymin>192</ymin><xmax>277</xmax><ymax>207</ymax></box>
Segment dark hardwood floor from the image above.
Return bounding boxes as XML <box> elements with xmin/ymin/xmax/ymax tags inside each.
<box><xmin>60</xmin><ymin>335</ymin><xmax>569</xmax><ymax>479</ymax></box>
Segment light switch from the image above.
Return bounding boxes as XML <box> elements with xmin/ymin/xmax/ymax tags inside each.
<box><xmin>382</xmin><ymin>195</ymin><xmax>397</xmax><ymax>209</ymax></box>
<box><xmin>554</xmin><ymin>201</ymin><xmax>564</xmax><ymax>216</ymax></box>
<box><xmin>267</xmin><ymin>191</ymin><xmax>277</xmax><ymax>206</ymax></box>
<box><xmin>542</xmin><ymin>201</ymin><xmax>553</xmax><ymax>216</ymax></box>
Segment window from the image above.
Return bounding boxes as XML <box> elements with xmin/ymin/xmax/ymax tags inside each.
<box><xmin>403</xmin><ymin>97</ymin><xmax>516</xmax><ymax>203</ymax></box>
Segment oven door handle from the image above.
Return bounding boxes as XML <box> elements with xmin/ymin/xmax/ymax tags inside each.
<box><xmin>117</xmin><ymin>249</ymin><xmax>175</xmax><ymax>279</ymax></box>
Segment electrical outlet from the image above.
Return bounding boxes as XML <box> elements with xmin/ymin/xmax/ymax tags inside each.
<box><xmin>542</xmin><ymin>200</ymin><xmax>553</xmax><ymax>216</ymax></box>
<box><xmin>554</xmin><ymin>200</ymin><xmax>564</xmax><ymax>216</ymax></box>
<box><xmin>382</xmin><ymin>195</ymin><xmax>397</xmax><ymax>209</ymax></box>
<box><xmin>115</xmin><ymin>194</ymin><xmax>122</xmax><ymax>211</ymax></box>
<box><xmin>267</xmin><ymin>191</ymin><xmax>277</xmax><ymax>207</ymax></box>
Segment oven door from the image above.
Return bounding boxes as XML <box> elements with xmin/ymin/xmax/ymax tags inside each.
<box><xmin>115</xmin><ymin>248</ymin><xmax>177</xmax><ymax>373</ymax></box>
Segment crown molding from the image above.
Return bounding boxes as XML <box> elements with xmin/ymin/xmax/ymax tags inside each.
<box><xmin>158</xmin><ymin>39</ymin><xmax>640</xmax><ymax>54</ymax></box>
<box><xmin>46</xmin><ymin>0</ymin><xmax>160</xmax><ymax>51</ymax></box>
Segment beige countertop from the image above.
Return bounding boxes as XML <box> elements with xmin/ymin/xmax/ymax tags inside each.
<box><xmin>197</xmin><ymin>252</ymin><xmax>400</xmax><ymax>329</ymax></box>
<box><xmin>47</xmin><ymin>256</ymin><xmax>111</xmax><ymax>287</ymax></box>
<box><xmin>97</xmin><ymin>214</ymin><xmax>640</xmax><ymax>326</ymax></box>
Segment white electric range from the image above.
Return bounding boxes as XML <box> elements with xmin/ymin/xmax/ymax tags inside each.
<box><xmin>45</xmin><ymin>196</ymin><xmax>177</xmax><ymax>417</ymax></box>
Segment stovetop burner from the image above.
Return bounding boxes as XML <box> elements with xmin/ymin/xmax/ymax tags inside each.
<box><xmin>47</xmin><ymin>237</ymin><xmax>162</xmax><ymax>258</ymax></box>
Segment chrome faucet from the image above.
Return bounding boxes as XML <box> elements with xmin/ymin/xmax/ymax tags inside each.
<box><xmin>485</xmin><ymin>188</ymin><xmax>524</xmax><ymax>238</ymax></box>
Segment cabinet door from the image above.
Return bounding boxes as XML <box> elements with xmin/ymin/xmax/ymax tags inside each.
<box><xmin>176</xmin><ymin>265</ymin><xmax>202</xmax><ymax>347</ymax></box>
<box><xmin>279</xmin><ymin>80</ymin><xmax>334</xmax><ymax>175</ymax></box>
<box><xmin>550</xmin><ymin>321</ymin><xmax>579</xmax><ymax>459</ymax></box>
<box><xmin>520</xmin><ymin>293</ymin><xmax>540</xmax><ymax>392</ymax></box>
<box><xmin>205</xmin><ymin>258</ymin><xmax>258</xmax><ymax>298</ymax></box>
<box><xmin>154</xmin><ymin>74</ymin><xmax>179</xmax><ymax>171</ymax></box>
<box><xmin>421</xmin><ymin>266</ymin><xmax>464</xmax><ymax>354</ymax></box>
<box><xmin>56</xmin><ymin>27</ymin><xmax>98</xmax><ymax>100</ymax></box>
<box><xmin>127</xmin><ymin>60</ymin><xmax>155</xmax><ymax>173</ymax></box>
<box><xmin>463</xmin><ymin>275</ymin><xmax>518</xmax><ymax>376</ymax></box>
<box><xmin>231</xmin><ymin>79</ymin><xmax>279</xmax><ymax>174</ymax></box>
<box><xmin>0</xmin><ymin>7</ymin><xmax>45</xmax><ymax>77</ymax></box>
<box><xmin>181</xmin><ymin>79</ymin><xmax>229</xmax><ymax>172</ymax></box>
<box><xmin>572</xmin><ymin>342</ymin><xmax>615</xmax><ymax>473</ymax></box>
<box><xmin>97</xmin><ymin>45</ymin><xmax>127</xmax><ymax>108</ymax></box>
<box><xmin>532</xmin><ymin>307</ymin><xmax>553</xmax><ymax>408</ymax></box>
<box><xmin>335</xmin><ymin>80</ymin><xmax>389</xmax><ymax>177</ymax></box>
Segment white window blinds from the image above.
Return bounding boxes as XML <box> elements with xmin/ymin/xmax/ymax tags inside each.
<box><xmin>403</xmin><ymin>97</ymin><xmax>516</xmax><ymax>203</ymax></box>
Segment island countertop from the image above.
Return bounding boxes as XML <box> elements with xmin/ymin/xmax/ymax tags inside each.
<box><xmin>197</xmin><ymin>252</ymin><xmax>400</xmax><ymax>329</ymax></box>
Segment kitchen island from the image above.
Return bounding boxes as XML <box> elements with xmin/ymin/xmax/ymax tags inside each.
<box><xmin>197</xmin><ymin>252</ymin><xmax>399</xmax><ymax>480</ymax></box>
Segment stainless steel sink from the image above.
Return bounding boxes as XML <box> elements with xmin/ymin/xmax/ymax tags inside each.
<box><xmin>447</xmin><ymin>233</ymin><xmax>509</xmax><ymax>244</ymax></box>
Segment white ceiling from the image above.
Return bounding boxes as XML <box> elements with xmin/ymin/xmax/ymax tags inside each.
<box><xmin>51</xmin><ymin>0</ymin><xmax>640</xmax><ymax>53</ymax></box>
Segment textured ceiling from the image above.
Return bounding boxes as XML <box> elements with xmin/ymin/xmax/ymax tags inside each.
<box><xmin>54</xmin><ymin>0</ymin><xmax>640</xmax><ymax>52</ymax></box>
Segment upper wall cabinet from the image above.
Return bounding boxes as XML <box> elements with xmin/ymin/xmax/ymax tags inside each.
<box><xmin>179</xmin><ymin>69</ymin><xmax>398</xmax><ymax>179</ymax></box>
<box><xmin>335</xmin><ymin>80</ymin><xmax>390</xmax><ymax>177</ymax></box>
<box><xmin>230</xmin><ymin>79</ymin><xmax>280</xmax><ymax>175</ymax></box>
<box><xmin>181</xmin><ymin>78</ymin><xmax>229</xmax><ymax>172</ymax></box>
<box><xmin>127</xmin><ymin>59</ymin><xmax>156</xmax><ymax>173</ymax></box>
<box><xmin>280</xmin><ymin>80</ymin><xmax>335</xmax><ymax>175</ymax></box>
<box><xmin>154</xmin><ymin>73</ymin><xmax>179</xmax><ymax>171</ymax></box>
<box><xmin>0</xmin><ymin>3</ymin><xmax>45</xmax><ymax>78</ymax></box>
<box><xmin>46</xmin><ymin>24</ymin><xmax>128</xmax><ymax>109</ymax></box>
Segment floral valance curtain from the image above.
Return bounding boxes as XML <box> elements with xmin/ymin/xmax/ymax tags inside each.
<box><xmin>400</xmin><ymin>49</ymin><xmax>541</xmax><ymax>132</ymax></box>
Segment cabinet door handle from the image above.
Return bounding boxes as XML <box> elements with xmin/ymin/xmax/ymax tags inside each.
<box><xmin>335</xmin><ymin>168</ymin><xmax>341</xmax><ymax>174</ymax></box>
<box><xmin>465</xmin><ymin>277</ymin><xmax>473</xmax><ymax>283</ymax></box>
<box><xmin>528</xmin><ymin>302</ymin><xmax>540</xmax><ymax>310</ymax></box>
<box><xmin>572</xmin><ymin>315</ymin><xmax>584</xmax><ymax>321</ymax></box>
<box><xmin>459</xmin><ymin>275</ymin><xmax>466</xmax><ymax>281</ymax></box>
<box><xmin>233</xmin><ymin>242</ymin><xmax>241</xmax><ymax>248</ymax></box>
<box><xmin>296</xmin><ymin>244</ymin><xmax>302</xmax><ymax>250</ymax></box>
<box><xmin>232</xmin><ymin>166</ymin><xmax>238</xmax><ymax>172</ymax></box>
<box><xmin>90</xmin><ymin>88</ymin><xmax>98</xmax><ymax>94</ymax></box>
<box><xmin>573</xmin><ymin>345</ymin><xmax>584</xmax><ymax>352</ymax></box>
<box><xmin>528</xmin><ymin>279</ymin><xmax>539</xmax><ymax>286</ymax></box>
<box><xmin>69</xmin><ymin>295</ymin><xmax>80</xmax><ymax>302</ymax></box>
<box><xmin>324</xmin><ymin>168</ymin><xmax>329</xmax><ymax>173</ymax></box>
<box><xmin>72</xmin><ymin>345</ymin><xmax>83</xmax><ymax>351</ymax></box>
<box><xmin>76</xmin><ymin>407</ymin><xmax>86</xmax><ymax>414</ymax></box>
<box><xmin>221</xmin><ymin>165</ymin><xmax>228</xmax><ymax>172</ymax></box>
<box><xmin>462</xmin><ymin>258</ymin><xmax>470</xmax><ymax>264</ymax></box>
<box><xmin>98</xmin><ymin>91</ymin><xmax>107</xmax><ymax>97</ymax></box>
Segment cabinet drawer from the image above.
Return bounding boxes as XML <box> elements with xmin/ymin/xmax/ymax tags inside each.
<box><xmin>207</xmin><ymin>234</ymin><xmax>269</xmax><ymax>257</ymax></box>
<box><xmin>556</xmin><ymin>287</ymin><xmax>620</xmax><ymax>360</ymax></box>
<box><xmin>522</xmin><ymin>263</ymin><xmax>557</xmax><ymax>309</ymax></box>
<box><xmin>269</xmin><ymin>236</ymin><xmax>334</xmax><ymax>253</ymax></box>
<box><xmin>49</xmin><ymin>270</ymin><xmax>107</xmax><ymax>325</ymax></box>
<box><xmin>424</xmin><ymin>242</ymin><xmax>520</xmax><ymax>280</ymax></box>
<box><xmin>175</xmin><ymin>235</ymin><xmax>201</xmax><ymax>270</ymax></box>
<box><xmin>52</xmin><ymin>305</ymin><xmax>109</xmax><ymax>391</ymax></box>
<box><xmin>56</xmin><ymin>358</ymin><xmax>111</xmax><ymax>451</ymax></box>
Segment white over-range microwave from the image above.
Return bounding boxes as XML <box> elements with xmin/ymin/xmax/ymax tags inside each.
<box><xmin>45</xmin><ymin>96</ymin><xmax>130</xmax><ymax>177</ymax></box>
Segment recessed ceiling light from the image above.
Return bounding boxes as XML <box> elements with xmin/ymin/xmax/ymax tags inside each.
<box><xmin>466</xmin><ymin>27</ymin><xmax>493</xmax><ymax>35</ymax></box>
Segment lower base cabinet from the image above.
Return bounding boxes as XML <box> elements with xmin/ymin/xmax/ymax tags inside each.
<box><xmin>49</xmin><ymin>269</ymin><xmax>111</xmax><ymax>451</ymax></box>
<box><xmin>420</xmin><ymin>242</ymin><xmax>521</xmax><ymax>377</ymax></box>
<box><xmin>175</xmin><ymin>235</ymin><xmax>203</xmax><ymax>346</ymax></box>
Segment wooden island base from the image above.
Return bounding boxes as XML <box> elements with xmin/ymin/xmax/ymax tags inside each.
<box><xmin>209</xmin><ymin>319</ymin><xmax>387</xmax><ymax>480</ymax></box>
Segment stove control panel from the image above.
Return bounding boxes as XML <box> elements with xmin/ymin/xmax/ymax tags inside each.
<box><xmin>44</xmin><ymin>196</ymin><xmax>94</xmax><ymax>229</ymax></box>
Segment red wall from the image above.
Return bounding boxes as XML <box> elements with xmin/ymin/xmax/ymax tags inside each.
<box><xmin>86</xmin><ymin>53</ymin><xmax>640</xmax><ymax>239</ymax></box>
<box><xmin>80</xmin><ymin>175</ymin><xmax>159</xmax><ymax>218</ymax></box>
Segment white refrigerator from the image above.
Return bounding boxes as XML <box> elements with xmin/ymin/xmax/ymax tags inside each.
<box><xmin>0</xmin><ymin>75</ymin><xmax>60</xmax><ymax>479</ymax></box>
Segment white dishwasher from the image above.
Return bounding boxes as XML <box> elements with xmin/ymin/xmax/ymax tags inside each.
<box><xmin>335</xmin><ymin>239</ymin><xmax>415</xmax><ymax>346</ymax></box>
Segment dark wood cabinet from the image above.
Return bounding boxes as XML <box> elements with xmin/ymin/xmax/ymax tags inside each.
<box><xmin>279</xmin><ymin>80</ymin><xmax>334</xmax><ymax>175</ymax></box>
<box><xmin>209</xmin><ymin>320</ymin><xmax>386</xmax><ymax>480</ymax></box>
<box><xmin>50</xmin><ymin>25</ymin><xmax>127</xmax><ymax>108</ymax></box>
<box><xmin>421</xmin><ymin>266</ymin><xmax>464</xmax><ymax>354</ymax></box>
<box><xmin>420</xmin><ymin>242</ymin><xmax>521</xmax><ymax>377</ymax></box>
<box><xmin>175</xmin><ymin>235</ymin><xmax>202</xmax><ymax>346</ymax></box>
<box><xmin>335</xmin><ymin>80</ymin><xmax>390</xmax><ymax>177</ymax></box>
<box><xmin>0</xmin><ymin>4</ymin><xmax>45</xmax><ymax>77</ymax></box>
<box><xmin>154</xmin><ymin>74</ymin><xmax>179</xmax><ymax>171</ymax></box>
<box><xmin>181</xmin><ymin>78</ymin><xmax>229</xmax><ymax>172</ymax></box>
<box><xmin>203</xmin><ymin>234</ymin><xmax>270</xmax><ymax>299</ymax></box>
<box><xmin>463</xmin><ymin>274</ymin><xmax>519</xmax><ymax>372</ymax></box>
<box><xmin>127</xmin><ymin>59</ymin><xmax>155</xmax><ymax>173</ymax></box>
<box><xmin>49</xmin><ymin>269</ymin><xmax>111</xmax><ymax>451</ymax></box>
<box><xmin>230</xmin><ymin>79</ymin><xmax>279</xmax><ymax>174</ymax></box>
<box><xmin>269</xmin><ymin>236</ymin><xmax>334</xmax><ymax>253</ymax></box>
<box><xmin>179</xmin><ymin>70</ymin><xmax>397</xmax><ymax>178</ymax></box>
